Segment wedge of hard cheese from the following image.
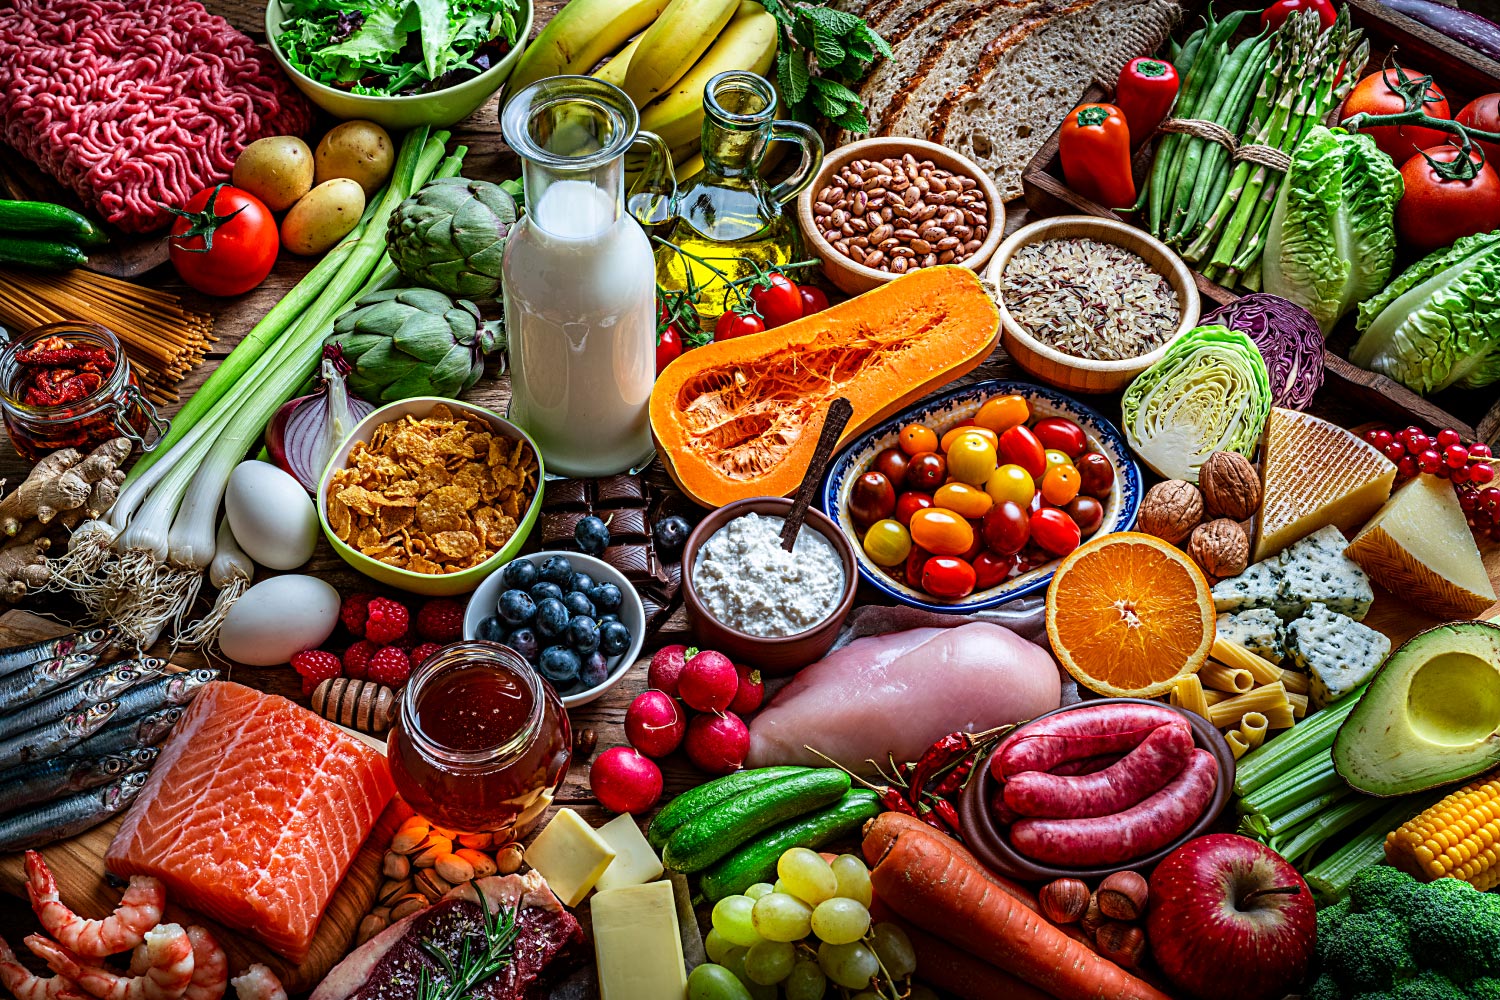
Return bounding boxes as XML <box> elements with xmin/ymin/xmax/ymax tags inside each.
<box><xmin>1254</xmin><ymin>408</ymin><xmax>1396</xmax><ymax>561</ymax></box>
<box><xmin>1346</xmin><ymin>474</ymin><xmax>1496</xmax><ymax>618</ymax></box>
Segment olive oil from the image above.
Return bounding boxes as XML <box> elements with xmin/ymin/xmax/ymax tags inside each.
<box><xmin>654</xmin><ymin>208</ymin><xmax>800</xmax><ymax>329</ymax></box>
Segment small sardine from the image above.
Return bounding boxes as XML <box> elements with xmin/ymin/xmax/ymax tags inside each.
<box><xmin>62</xmin><ymin>707</ymin><xmax>184</xmax><ymax>759</ymax></box>
<box><xmin>0</xmin><ymin>626</ymin><xmax>119</xmax><ymax>679</ymax></box>
<box><xmin>0</xmin><ymin>659</ymin><xmax>170</xmax><ymax>743</ymax></box>
<box><xmin>0</xmin><ymin>652</ymin><xmax>102</xmax><ymax>708</ymax></box>
<box><xmin>0</xmin><ymin>747</ymin><xmax>158</xmax><ymax>817</ymax></box>
<box><xmin>0</xmin><ymin>702</ymin><xmax>117</xmax><ymax>771</ymax></box>
<box><xmin>0</xmin><ymin>772</ymin><xmax>148</xmax><ymax>852</ymax></box>
<box><xmin>110</xmin><ymin>668</ymin><xmax>217</xmax><ymax>719</ymax></box>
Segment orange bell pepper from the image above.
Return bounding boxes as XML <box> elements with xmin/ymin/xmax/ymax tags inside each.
<box><xmin>1059</xmin><ymin>103</ymin><xmax>1137</xmax><ymax>210</ymax></box>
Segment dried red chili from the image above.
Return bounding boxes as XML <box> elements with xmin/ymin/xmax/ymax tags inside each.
<box><xmin>16</xmin><ymin>336</ymin><xmax>115</xmax><ymax>369</ymax></box>
<box><xmin>15</xmin><ymin>335</ymin><xmax>117</xmax><ymax>408</ymax></box>
<box><xmin>907</xmin><ymin>732</ymin><xmax>972</xmax><ymax>805</ymax></box>
<box><xmin>932</xmin><ymin>757</ymin><xmax>976</xmax><ymax>797</ymax></box>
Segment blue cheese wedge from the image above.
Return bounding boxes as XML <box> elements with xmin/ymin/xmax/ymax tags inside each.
<box><xmin>1212</xmin><ymin>558</ymin><xmax>1285</xmax><ymax>614</ymax></box>
<box><xmin>1275</xmin><ymin>525</ymin><xmax>1374</xmax><ymax>620</ymax></box>
<box><xmin>1216</xmin><ymin>609</ymin><xmax>1284</xmax><ymax>664</ymax></box>
<box><xmin>1284</xmin><ymin>603</ymin><xmax>1391</xmax><ymax>708</ymax></box>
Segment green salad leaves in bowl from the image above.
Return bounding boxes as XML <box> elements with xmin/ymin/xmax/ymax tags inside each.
<box><xmin>266</xmin><ymin>0</ymin><xmax>533</xmax><ymax>128</ymax></box>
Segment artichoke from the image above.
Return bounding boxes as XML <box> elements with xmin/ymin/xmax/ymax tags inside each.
<box><xmin>387</xmin><ymin>177</ymin><xmax>517</xmax><ymax>298</ymax></box>
<box><xmin>327</xmin><ymin>288</ymin><xmax>503</xmax><ymax>402</ymax></box>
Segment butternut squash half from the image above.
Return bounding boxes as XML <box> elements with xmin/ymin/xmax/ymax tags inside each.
<box><xmin>651</xmin><ymin>266</ymin><xmax>999</xmax><ymax>507</ymax></box>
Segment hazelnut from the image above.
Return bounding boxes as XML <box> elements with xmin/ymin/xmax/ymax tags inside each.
<box><xmin>1187</xmin><ymin>518</ymin><xmax>1250</xmax><ymax>579</ymax></box>
<box><xmin>1095</xmin><ymin>921</ymin><xmax>1148</xmax><ymax>969</ymax></box>
<box><xmin>1097</xmin><ymin>871</ymin><xmax>1149</xmax><ymax>921</ymax></box>
<box><xmin>1138</xmin><ymin>480</ymin><xmax>1204</xmax><ymax>544</ymax></box>
<box><xmin>1199</xmin><ymin>451</ymin><xmax>1262</xmax><ymax>521</ymax></box>
<box><xmin>1080</xmin><ymin>893</ymin><xmax>1106</xmax><ymax>936</ymax></box>
<box><xmin>1039</xmin><ymin>878</ymin><xmax>1091</xmax><ymax>924</ymax></box>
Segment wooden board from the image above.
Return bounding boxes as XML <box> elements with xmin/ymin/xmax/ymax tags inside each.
<box><xmin>0</xmin><ymin>610</ymin><xmax>413</xmax><ymax>994</ymax></box>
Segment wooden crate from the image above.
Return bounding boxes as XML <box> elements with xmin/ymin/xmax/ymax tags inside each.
<box><xmin>1020</xmin><ymin>0</ymin><xmax>1500</xmax><ymax>444</ymax></box>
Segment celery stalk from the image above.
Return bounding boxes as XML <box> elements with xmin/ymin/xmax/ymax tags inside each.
<box><xmin>1234</xmin><ymin>685</ymin><xmax>1366</xmax><ymax>797</ymax></box>
<box><xmin>1304</xmin><ymin>794</ymin><xmax>1439</xmax><ymax>902</ymax></box>
<box><xmin>1271</xmin><ymin>794</ymin><xmax>1387</xmax><ymax>868</ymax></box>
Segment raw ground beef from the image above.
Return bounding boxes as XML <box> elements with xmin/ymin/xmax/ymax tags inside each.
<box><xmin>0</xmin><ymin>0</ymin><xmax>312</xmax><ymax>233</ymax></box>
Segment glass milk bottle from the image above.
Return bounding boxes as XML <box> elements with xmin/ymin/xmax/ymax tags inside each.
<box><xmin>501</xmin><ymin>77</ymin><xmax>675</xmax><ymax>477</ymax></box>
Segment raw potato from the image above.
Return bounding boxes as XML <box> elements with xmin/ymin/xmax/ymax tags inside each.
<box><xmin>281</xmin><ymin>178</ymin><xmax>364</xmax><ymax>256</ymax></box>
<box><xmin>315</xmin><ymin>121</ymin><xmax>394</xmax><ymax>197</ymax></box>
<box><xmin>232</xmin><ymin>136</ymin><xmax>314</xmax><ymax>212</ymax></box>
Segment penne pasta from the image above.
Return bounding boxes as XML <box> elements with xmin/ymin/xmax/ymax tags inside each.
<box><xmin>1208</xmin><ymin>681</ymin><xmax>1290</xmax><ymax>729</ymax></box>
<box><xmin>1287</xmin><ymin>690</ymin><xmax>1308</xmax><ymax>718</ymax></box>
<box><xmin>1239</xmin><ymin>712</ymin><xmax>1268</xmax><ymax>750</ymax></box>
<box><xmin>1212</xmin><ymin>636</ymin><xmax>1283</xmax><ymax>686</ymax></box>
<box><xmin>1199</xmin><ymin>661</ymin><xmax>1254</xmax><ymax>694</ymax></box>
<box><xmin>1261</xmin><ymin>704</ymin><xmax>1296</xmax><ymax>730</ymax></box>
<box><xmin>1171</xmin><ymin>673</ymin><xmax>1210</xmax><ymax>719</ymax></box>
<box><xmin>1225</xmin><ymin>730</ymin><xmax>1251</xmax><ymax>760</ymax></box>
<box><xmin>1281</xmin><ymin>670</ymin><xmax>1310</xmax><ymax>695</ymax></box>
<box><xmin>1203</xmin><ymin>688</ymin><xmax>1230</xmax><ymax>706</ymax></box>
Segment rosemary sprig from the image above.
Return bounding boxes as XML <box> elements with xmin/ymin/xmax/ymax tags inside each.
<box><xmin>416</xmin><ymin>887</ymin><xmax>521</xmax><ymax>1000</ymax></box>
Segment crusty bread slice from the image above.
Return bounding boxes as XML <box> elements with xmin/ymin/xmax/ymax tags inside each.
<box><xmin>929</xmin><ymin>0</ymin><xmax>1180</xmax><ymax>200</ymax></box>
<box><xmin>844</xmin><ymin>0</ymin><xmax>990</xmax><ymax>139</ymax></box>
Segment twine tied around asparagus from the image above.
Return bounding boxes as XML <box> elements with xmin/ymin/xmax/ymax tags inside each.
<box><xmin>1156</xmin><ymin>118</ymin><xmax>1294</xmax><ymax>172</ymax></box>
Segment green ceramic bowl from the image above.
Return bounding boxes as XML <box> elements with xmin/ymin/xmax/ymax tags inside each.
<box><xmin>317</xmin><ymin>397</ymin><xmax>544</xmax><ymax>596</ymax></box>
<box><xmin>264</xmin><ymin>0</ymin><xmax>534</xmax><ymax>130</ymax></box>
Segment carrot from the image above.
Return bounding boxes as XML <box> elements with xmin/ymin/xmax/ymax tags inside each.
<box><xmin>868</xmin><ymin>828</ymin><xmax>1171</xmax><ymax>1000</ymax></box>
<box><xmin>862</xmin><ymin>811</ymin><xmax>1039</xmax><ymax>909</ymax></box>
<box><xmin>870</xmin><ymin>902</ymin><xmax>1054</xmax><ymax>1000</ymax></box>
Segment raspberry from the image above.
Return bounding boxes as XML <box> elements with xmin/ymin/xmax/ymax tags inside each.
<box><xmin>367</xmin><ymin>645</ymin><xmax>412</xmax><ymax>688</ymax></box>
<box><xmin>364</xmin><ymin>597</ymin><xmax>410</xmax><ymax>645</ymax></box>
<box><xmin>344</xmin><ymin>639</ymin><xmax>377</xmax><ymax>680</ymax></box>
<box><xmin>290</xmin><ymin>649</ymin><xmax>342</xmax><ymax>697</ymax></box>
<box><xmin>416</xmin><ymin>599</ymin><xmax>465</xmax><ymax>642</ymax></box>
<box><xmin>410</xmin><ymin>642</ymin><xmax>442</xmax><ymax>667</ymax></box>
<box><xmin>340</xmin><ymin>593</ymin><xmax>374</xmax><ymax>636</ymax></box>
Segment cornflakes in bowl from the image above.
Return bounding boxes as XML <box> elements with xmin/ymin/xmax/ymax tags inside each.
<box><xmin>318</xmin><ymin>397</ymin><xmax>544</xmax><ymax>596</ymax></box>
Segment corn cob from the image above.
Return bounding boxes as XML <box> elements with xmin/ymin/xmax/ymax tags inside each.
<box><xmin>1385</xmin><ymin>772</ymin><xmax>1500</xmax><ymax>891</ymax></box>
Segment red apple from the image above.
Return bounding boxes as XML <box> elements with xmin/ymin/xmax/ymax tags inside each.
<box><xmin>1147</xmin><ymin>834</ymin><xmax>1316</xmax><ymax>1000</ymax></box>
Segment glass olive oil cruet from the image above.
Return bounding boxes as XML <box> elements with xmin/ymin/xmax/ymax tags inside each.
<box><xmin>651</xmin><ymin>71</ymin><xmax>823</xmax><ymax>330</ymax></box>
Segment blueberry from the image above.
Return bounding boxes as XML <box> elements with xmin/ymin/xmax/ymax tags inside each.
<box><xmin>574</xmin><ymin>516</ymin><xmax>610</xmax><ymax>555</ymax></box>
<box><xmin>534</xmin><ymin>597</ymin><xmax>570</xmax><ymax>638</ymax></box>
<box><xmin>476</xmin><ymin>615</ymin><xmax>506</xmax><ymax>642</ymax></box>
<box><xmin>505</xmin><ymin>627</ymin><xmax>540</xmax><ymax>662</ymax></box>
<box><xmin>500</xmin><ymin>559</ymin><xmax>538</xmax><ymax>590</ymax></box>
<box><xmin>539</xmin><ymin>554</ymin><xmax>574</xmax><ymax>586</ymax></box>
<box><xmin>588</xmin><ymin>582</ymin><xmax>623</xmax><ymax>613</ymax></box>
<box><xmin>569</xmin><ymin>571</ymin><xmax>596</xmax><ymax>595</ymax></box>
<box><xmin>537</xmin><ymin>645</ymin><xmax>581</xmax><ymax>686</ymax></box>
<box><xmin>567</xmin><ymin>616</ymin><xmax>600</xmax><ymax>654</ymax></box>
<box><xmin>562</xmin><ymin>591</ymin><xmax>596</xmax><ymax>619</ymax></box>
<box><xmin>579</xmin><ymin>650</ymin><xmax>610</xmax><ymax>689</ymax></box>
<box><xmin>599</xmin><ymin>620</ymin><xmax>632</xmax><ymax>656</ymax></box>
<box><xmin>655</xmin><ymin>515</ymin><xmax>691</xmax><ymax>558</ymax></box>
<box><xmin>529</xmin><ymin>581</ymin><xmax>564</xmax><ymax>603</ymax></box>
<box><xmin>497</xmin><ymin>589</ymin><xmax>536</xmax><ymax>626</ymax></box>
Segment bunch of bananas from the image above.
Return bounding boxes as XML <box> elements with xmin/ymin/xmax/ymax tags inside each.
<box><xmin>507</xmin><ymin>0</ymin><xmax>779</xmax><ymax>177</ymax></box>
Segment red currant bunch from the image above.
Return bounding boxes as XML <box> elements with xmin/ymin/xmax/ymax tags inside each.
<box><xmin>1363</xmin><ymin>424</ymin><xmax>1498</xmax><ymax>542</ymax></box>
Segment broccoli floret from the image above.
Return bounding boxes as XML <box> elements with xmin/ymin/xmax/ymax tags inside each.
<box><xmin>1391</xmin><ymin>970</ymin><xmax>1468</xmax><ymax>1000</ymax></box>
<box><xmin>1307</xmin><ymin>974</ymin><xmax>1345</xmax><ymax>1000</ymax></box>
<box><xmin>1350</xmin><ymin>864</ymin><xmax>1423</xmax><ymax>917</ymax></box>
<box><xmin>1405</xmin><ymin>879</ymin><xmax>1500</xmax><ymax>980</ymax></box>
<box><xmin>1468</xmin><ymin>979</ymin><xmax>1500</xmax><ymax>1000</ymax></box>
<box><xmin>1320</xmin><ymin>896</ymin><xmax>1355</xmax><ymax>941</ymax></box>
<box><xmin>1322</xmin><ymin>911</ymin><xmax>1418</xmax><ymax>991</ymax></box>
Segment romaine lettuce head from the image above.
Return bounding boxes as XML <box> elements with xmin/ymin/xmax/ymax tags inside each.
<box><xmin>1263</xmin><ymin>126</ymin><xmax>1403</xmax><ymax>334</ymax></box>
<box><xmin>1121</xmin><ymin>325</ymin><xmax>1273</xmax><ymax>483</ymax></box>
<box><xmin>1350</xmin><ymin>229</ymin><xmax>1500</xmax><ymax>393</ymax></box>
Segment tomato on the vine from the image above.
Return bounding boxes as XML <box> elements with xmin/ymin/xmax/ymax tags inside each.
<box><xmin>1395</xmin><ymin>145</ymin><xmax>1500</xmax><ymax>251</ymax></box>
<box><xmin>167</xmin><ymin>184</ymin><xmax>277</xmax><ymax>297</ymax></box>
<box><xmin>749</xmin><ymin>273</ymin><xmax>803</xmax><ymax>328</ymax></box>
<box><xmin>656</xmin><ymin>322</ymin><xmax>683</xmax><ymax>373</ymax></box>
<box><xmin>1456</xmin><ymin>94</ymin><xmax>1500</xmax><ymax>164</ymax></box>
<box><xmin>1342</xmin><ymin>68</ymin><xmax>1452</xmax><ymax>162</ymax></box>
<box><xmin>798</xmin><ymin>284</ymin><xmax>830</xmax><ymax>315</ymax></box>
<box><xmin>714</xmin><ymin>311</ymin><xmax>765</xmax><ymax>341</ymax></box>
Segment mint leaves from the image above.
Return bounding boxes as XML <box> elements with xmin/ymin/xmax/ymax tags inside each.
<box><xmin>762</xmin><ymin>1</ymin><xmax>892</xmax><ymax>133</ymax></box>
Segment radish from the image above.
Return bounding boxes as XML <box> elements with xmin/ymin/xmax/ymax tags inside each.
<box><xmin>589</xmin><ymin>746</ymin><xmax>663</xmax><ymax>814</ymax></box>
<box><xmin>648</xmin><ymin>644</ymin><xmax>690</xmax><ymax>696</ymax></box>
<box><xmin>729</xmin><ymin>664</ymin><xmax>764</xmax><ymax>714</ymax></box>
<box><xmin>684</xmin><ymin>711</ymin><xmax>749</xmax><ymax>775</ymax></box>
<box><xmin>678</xmin><ymin>648</ymin><xmax>737</xmax><ymax>712</ymax></box>
<box><xmin>625</xmin><ymin>690</ymin><xmax>686</xmax><ymax>758</ymax></box>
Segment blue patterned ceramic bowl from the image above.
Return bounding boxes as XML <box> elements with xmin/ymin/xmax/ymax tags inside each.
<box><xmin>821</xmin><ymin>380</ymin><xmax>1142</xmax><ymax>613</ymax></box>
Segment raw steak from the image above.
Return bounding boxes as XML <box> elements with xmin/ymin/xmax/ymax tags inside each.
<box><xmin>106</xmin><ymin>682</ymin><xmax>395</xmax><ymax>962</ymax></box>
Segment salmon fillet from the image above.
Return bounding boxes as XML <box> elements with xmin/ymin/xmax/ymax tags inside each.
<box><xmin>106</xmin><ymin>681</ymin><xmax>395</xmax><ymax>962</ymax></box>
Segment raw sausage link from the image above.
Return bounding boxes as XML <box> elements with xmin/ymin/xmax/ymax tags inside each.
<box><xmin>1004</xmin><ymin>722</ymin><xmax>1193</xmax><ymax>819</ymax></box>
<box><xmin>992</xmin><ymin>703</ymin><xmax>1185</xmax><ymax>779</ymax></box>
<box><xmin>1047</xmin><ymin>752</ymin><xmax>1126</xmax><ymax>776</ymax></box>
<box><xmin>1008</xmin><ymin>748</ymin><xmax>1218</xmax><ymax>866</ymax></box>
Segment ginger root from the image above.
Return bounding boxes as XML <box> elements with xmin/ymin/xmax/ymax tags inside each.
<box><xmin>0</xmin><ymin>437</ymin><xmax>132</xmax><ymax>536</ymax></box>
<box><xmin>0</xmin><ymin>535</ymin><xmax>50</xmax><ymax>601</ymax></box>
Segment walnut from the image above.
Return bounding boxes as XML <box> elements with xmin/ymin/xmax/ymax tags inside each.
<box><xmin>1199</xmin><ymin>451</ymin><xmax>1262</xmax><ymax>521</ymax></box>
<box><xmin>1137</xmin><ymin>480</ymin><xmax>1204</xmax><ymax>544</ymax></box>
<box><xmin>1188</xmin><ymin>519</ymin><xmax>1249</xmax><ymax>579</ymax></box>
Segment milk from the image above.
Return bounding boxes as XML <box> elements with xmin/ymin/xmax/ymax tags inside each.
<box><xmin>503</xmin><ymin>179</ymin><xmax>657</xmax><ymax>477</ymax></box>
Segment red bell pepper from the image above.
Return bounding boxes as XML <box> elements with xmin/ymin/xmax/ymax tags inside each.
<box><xmin>1261</xmin><ymin>0</ymin><xmax>1337</xmax><ymax>31</ymax></box>
<box><xmin>1115</xmin><ymin>57</ymin><xmax>1180</xmax><ymax>148</ymax></box>
<box><xmin>1058</xmin><ymin>103</ymin><xmax>1137</xmax><ymax>209</ymax></box>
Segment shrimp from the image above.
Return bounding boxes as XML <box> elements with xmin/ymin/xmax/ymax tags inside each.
<box><xmin>27</xmin><ymin>923</ymin><xmax>194</xmax><ymax>1000</ymax></box>
<box><xmin>25</xmin><ymin>850</ymin><xmax>165</xmax><ymax>959</ymax></box>
<box><xmin>0</xmin><ymin>935</ymin><xmax>86</xmax><ymax>1000</ymax></box>
<box><xmin>132</xmin><ymin>929</ymin><xmax>223</xmax><ymax>1000</ymax></box>
<box><xmin>228</xmin><ymin>966</ymin><xmax>285</xmax><ymax>1000</ymax></box>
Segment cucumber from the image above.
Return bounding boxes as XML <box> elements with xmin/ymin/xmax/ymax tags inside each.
<box><xmin>0</xmin><ymin>238</ymin><xmax>86</xmax><ymax>270</ymax></box>
<box><xmin>700</xmin><ymin>790</ymin><xmax>881</xmax><ymax>902</ymax></box>
<box><xmin>0</xmin><ymin>200</ymin><xmax>107</xmax><ymax>246</ymax></box>
<box><xmin>663</xmin><ymin>769</ymin><xmax>851</xmax><ymax>873</ymax></box>
<box><xmin>647</xmin><ymin>766</ymin><xmax>807</xmax><ymax>850</ymax></box>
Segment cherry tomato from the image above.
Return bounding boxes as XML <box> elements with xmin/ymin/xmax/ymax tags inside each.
<box><xmin>985</xmin><ymin>464</ymin><xmax>1036</xmax><ymax>506</ymax></box>
<box><xmin>798</xmin><ymin>284</ymin><xmax>830</xmax><ymax>315</ymax></box>
<box><xmin>946</xmin><ymin>434</ymin><xmax>998</xmax><ymax>486</ymax></box>
<box><xmin>749</xmin><ymin>273</ymin><xmax>803</xmax><ymax>328</ymax></box>
<box><xmin>1076</xmin><ymin>452</ymin><xmax>1115</xmax><ymax>498</ymax></box>
<box><xmin>904</xmin><ymin>544</ymin><xmax>931</xmax><ymax>586</ymax></box>
<box><xmin>894</xmin><ymin>491</ymin><xmax>934</xmax><ymax>525</ymax></box>
<box><xmin>1044</xmin><ymin>449</ymin><xmax>1074</xmax><ymax>474</ymax></box>
<box><xmin>1032</xmin><ymin>417</ymin><xmax>1088</xmax><ymax>457</ymax></box>
<box><xmin>997</xmin><ymin>425</ymin><xmax>1047</xmax><ymax>479</ymax></box>
<box><xmin>714</xmin><ymin>311</ymin><xmax>765</xmax><ymax>340</ymax></box>
<box><xmin>960</xmin><ymin>523</ymin><xmax>985</xmax><ymax>562</ymax></box>
<box><xmin>934</xmin><ymin>481</ymin><xmax>993</xmax><ymax>518</ymax></box>
<box><xmin>908</xmin><ymin>507</ymin><xmax>975</xmax><ymax>556</ymax></box>
<box><xmin>1396</xmin><ymin>145</ymin><xmax>1500</xmax><ymax>252</ymax></box>
<box><xmin>1031</xmin><ymin>507</ymin><xmax>1082</xmax><ymax>556</ymax></box>
<box><xmin>975</xmin><ymin>395</ymin><xmax>1030</xmax><ymax>434</ymax></box>
<box><xmin>1064</xmin><ymin>495</ymin><xmax>1105</xmax><ymax>536</ymax></box>
<box><xmin>863</xmin><ymin>519</ymin><xmax>912</xmax><ymax>566</ymax></box>
<box><xmin>167</xmin><ymin>184</ymin><xmax>277</xmax><ymax>297</ymax></box>
<box><xmin>972</xmin><ymin>551</ymin><xmax>1012</xmax><ymax>590</ymax></box>
<box><xmin>656</xmin><ymin>323</ymin><xmax>682</xmax><ymax>373</ymax></box>
<box><xmin>921</xmin><ymin>556</ymin><xmax>976</xmax><ymax>599</ymax></box>
<box><xmin>848</xmin><ymin>471</ymin><xmax>896</xmax><ymax>528</ymax></box>
<box><xmin>940</xmin><ymin>424</ymin><xmax>998</xmax><ymax>453</ymax></box>
<box><xmin>1456</xmin><ymin>94</ymin><xmax>1500</xmax><ymax>165</ymax></box>
<box><xmin>906</xmin><ymin>451</ymin><xmax>947</xmax><ymax>491</ymax></box>
<box><xmin>1261</xmin><ymin>0</ymin><xmax>1336</xmax><ymax>31</ymax></box>
<box><xmin>899</xmin><ymin>423</ymin><xmax>939</xmax><ymax>455</ymax></box>
<box><xmin>874</xmin><ymin>447</ymin><xmax>909</xmax><ymax>488</ymax></box>
<box><xmin>981</xmin><ymin>500</ymin><xmax>1030</xmax><ymax>555</ymax></box>
<box><xmin>1041</xmin><ymin>464</ymin><xmax>1082</xmax><ymax>506</ymax></box>
<box><xmin>1342</xmin><ymin>68</ymin><xmax>1452</xmax><ymax>162</ymax></box>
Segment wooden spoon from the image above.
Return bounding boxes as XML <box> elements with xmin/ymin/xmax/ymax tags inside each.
<box><xmin>781</xmin><ymin>397</ymin><xmax>854</xmax><ymax>552</ymax></box>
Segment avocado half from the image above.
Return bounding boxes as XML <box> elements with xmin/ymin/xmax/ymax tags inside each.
<box><xmin>1334</xmin><ymin>620</ymin><xmax>1500</xmax><ymax>796</ymax></box>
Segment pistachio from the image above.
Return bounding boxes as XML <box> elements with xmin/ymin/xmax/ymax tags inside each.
<box><xmin>455</xmin><ymin>848</ymin><xmax>498</xmax><ymax>878</ymax></box>
<box><xmin>391</xmin><ymin>894</ymin><xmax>428</xmax><ymax>921</ymax></box>
<box><xmin>435</xmin><ymin>852</ymin><xmax>476</xmax><ymax>884</ymax></box>
<box><xmin>382</xmin><ymin>851</ymin><xmax>410</xmax><ymax>880</ymax></box>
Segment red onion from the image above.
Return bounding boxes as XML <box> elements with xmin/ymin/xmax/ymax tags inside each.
<box><xmin>265</xmin><ymin>345</ymin><xmax>374</xmax><ymax>491</ymax></box>
<box><xmin>1203</xmin><ymin>294</ymin><xmax>1325</xmax><ymax>410</ymax></box>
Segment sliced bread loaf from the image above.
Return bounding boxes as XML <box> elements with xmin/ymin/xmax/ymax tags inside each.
<box><xmin>846</xmin><ymin>0</ymin><xmax>991</xmax><ymax>139</ymax></box>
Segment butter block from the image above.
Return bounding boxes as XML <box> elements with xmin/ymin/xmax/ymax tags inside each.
<box><xmin>592</xmin><ymin>880</ymin><xmax>687</xmax><ymax>1000</ymax></box>
<box><xmin>594</xmin><ymin>813</ymin><xmax>664</xmax><ymax>892</ymax></box>
<box><xmin>525</xmin><ymin>808</ymin><xmax>615</xmax><ymax>907</ymax></box>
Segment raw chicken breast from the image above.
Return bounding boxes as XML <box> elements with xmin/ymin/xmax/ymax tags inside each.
<box><xmin>747</xmin><ymin>623</ymin><xmax>1061</xmax><ymax>773</ymax></box>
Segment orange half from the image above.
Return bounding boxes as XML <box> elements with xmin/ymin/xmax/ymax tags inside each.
<box><xmin>1045</xmin><ymin>531</ymin><xmax>1214</xmax><ymax>698</ymax></box>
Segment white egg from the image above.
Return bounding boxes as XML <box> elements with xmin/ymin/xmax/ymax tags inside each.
<box><xmin>224</xmin><ymin>460</ymin><xmax>319</xmax><ymax>570</ymax></box>
<box><xmin>219</xmin><ymin>575</ymin><xmax>340</xmax><ymax>666</ymax></box>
